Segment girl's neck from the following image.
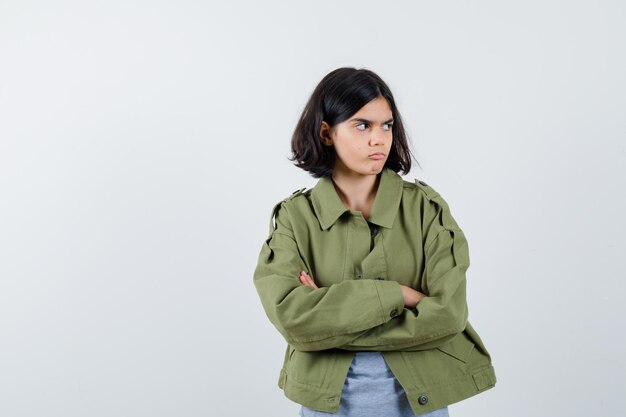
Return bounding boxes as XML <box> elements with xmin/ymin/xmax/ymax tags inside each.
<box><xmin>331</xmin><ymin>169</ymin><xmax>381</xmax><ymax>218</ymax></box>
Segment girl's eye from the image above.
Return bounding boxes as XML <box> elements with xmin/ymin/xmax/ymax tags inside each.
<box><xmin>383</xmin><ymin>123</ymin><xmax>393</xmax><ymax>131</ymax></box>
<box><xmin>356</xmin><ymin>123</ymin><xmax>367</xmax><ymax>131</ymax></box>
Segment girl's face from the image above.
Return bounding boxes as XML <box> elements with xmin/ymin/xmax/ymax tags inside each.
<box><xmin>321</xmin><ymin>96</ymin><xmax>394</xmax><ymax>177</ymax></box>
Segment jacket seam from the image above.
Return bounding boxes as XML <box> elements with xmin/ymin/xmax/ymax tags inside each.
<box><xmin>373</xmin><ymin>281</ymin><xmax>387</xmax><ymax>323</ymax></box>
<box><xmin>283</xmin><ymin>363</ymin><xmax>495</xmax><ymax>394</ymax></box>
<box><xmin>341</xmin><ymin>219</ymin><xmax>350</xmax><ymax>281</ymax></box>
<box><xmin>286</xmin><ymin>318</ymin><xmax>384</xmax><ymax>344</ymax></box>
<box><xmin>403</xmin><ymin>368</ymin><xmax>485</xmax><ymax>392</ymax></box>
<box><xmin>358</xmin><ymin>326</ymin><xmax>460</xmax><ymax>350</ymax></box>
<box><xmin>285</xmin><ymin>371</ymin><xmax>342</xmax><ymax>390</ymax></box>
<box><xmin>271</xmin><ymin>231</ymin><xmax>296</xmax><ymax>241</ymax></box>
<box><xmin>424</xmin><ymin>227</ymin><xmax>459</xmax><ymax>254</ymax></box>
<box><xmin>424</xmin><ymin>228</ymin><xmax>469</xmax><ymax>292</ymax></box>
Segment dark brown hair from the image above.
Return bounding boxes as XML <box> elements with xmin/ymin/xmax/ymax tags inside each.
<box><xmin>289</xmin><ymin>67</ymin><xmax>418</xmax><ymax>178</ymax></box>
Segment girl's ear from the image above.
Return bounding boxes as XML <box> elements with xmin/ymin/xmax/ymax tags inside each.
<box><xmin>319</xmin><ymin>121</ymin><xmax>333</xmax><ymax>146</ymax></box>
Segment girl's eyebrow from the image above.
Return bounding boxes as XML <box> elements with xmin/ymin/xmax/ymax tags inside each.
<box><xmin>349</xmin><ymin>117</ymin><xmax>394</xmax><ymax>124</ymax></box>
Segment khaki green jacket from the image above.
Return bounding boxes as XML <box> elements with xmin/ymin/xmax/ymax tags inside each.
<box><xmin>253</xmin><ymin>167</ymin><xmax>496</xmax><ymax>414</ymax></box>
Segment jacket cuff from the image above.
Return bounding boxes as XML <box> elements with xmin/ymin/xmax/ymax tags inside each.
<box><xmin>373</xmin><ymin>280</ymin><xmax>405</xmax><ymax>322</ymax></box>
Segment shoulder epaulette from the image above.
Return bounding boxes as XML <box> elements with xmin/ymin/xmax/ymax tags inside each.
<box><xmin>414</xmin><ymin>179</ymin><xmax>462</xmax><ymax>231</ymax></box>
<box><xmin>267</xmin><ymin>187</ymin><xmax>308</xmax><ymax>234</ymax></box>
<box><xmin>414</xmin><ymin>178</ymin><xmax>440</xmax><ymax>201</ymax></box>
<box><xmin>288</xmin><ymin>187</ymin><xmax>307</xmax><ymax>199</ymax></box>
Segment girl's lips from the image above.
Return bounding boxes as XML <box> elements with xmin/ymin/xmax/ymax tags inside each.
<box><xmin>368</xmin><ymin>153</ymin><xmax>385</xmax><ymax>160</ymax></box>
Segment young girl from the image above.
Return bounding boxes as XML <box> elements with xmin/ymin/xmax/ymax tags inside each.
<box><xmin>253</xmin><ymin>67</ymin><xmax>496</xmax><ymax>417</ymax></box>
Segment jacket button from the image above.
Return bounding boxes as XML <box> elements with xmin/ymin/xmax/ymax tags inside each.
<box><xmin>418</xmin><ymin>395</ymin><xmax>429</xmax><ymax>405</ymax></box>
<box><xmin>355</xmin><ymin>273</ymin><xmax>363</xmax><ymax>279</ymax></box>
<box><xmin>390</xmin><ymin>308</ymin><xmax>399</xmax><ymax>317</ymax></box>
<box><xmin>369</xmin><ymin>225</ymin><xmax>379</xmax><ymax>236</ymax></box>
<box><xmin>375</xmin><ymin>276</ymin><xmax>384</xmax><ymax>280</ymax></box>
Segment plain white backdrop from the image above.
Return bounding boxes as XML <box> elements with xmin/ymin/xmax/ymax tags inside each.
<box><xmin>1</xmin><ymin>1</ymin><xmax>625</xmax><ymax>416</ymax></box>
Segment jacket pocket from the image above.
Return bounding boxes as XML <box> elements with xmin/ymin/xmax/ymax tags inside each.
<box><xmin>436</xmin><ymin>331</ymin><xmax>475</xmax><ymax>363</ymax></box>
<box><xmin>288</xmin><ymin>349</ymin><xmax>333</xmax><ymax>387</ymax></box>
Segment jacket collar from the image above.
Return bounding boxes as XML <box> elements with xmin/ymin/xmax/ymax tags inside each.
<box><xmin>311</xmin><ymin>167</ymin><xmax>404</xmax><ymax>231</ymax></box>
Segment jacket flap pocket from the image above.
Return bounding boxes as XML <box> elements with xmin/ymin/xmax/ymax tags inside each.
<box><xmin>436</xmin><ymin>332</ymin><xmax>475</xmax><ymax>363</ymax></box>
<box><xmin>472</xmin><ymin>366</ymin><xmax>497</xmax><ymax>390</ymax></box>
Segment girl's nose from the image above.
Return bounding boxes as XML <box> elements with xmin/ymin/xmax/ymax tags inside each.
<box><xmin>370</xmin><ymin>129</ymin><xmax>389</xmax><ymax>145</ymax></box>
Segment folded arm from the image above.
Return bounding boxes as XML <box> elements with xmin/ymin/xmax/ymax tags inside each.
<box><xmin>334</xmin><ymin>227</ymin><xmax>470</xmax><ymax>351</ymax></box>
<box><xmin>253</xmin><ymin>202</ymin><xmax>406</xmax><ymax>352</ymax></box>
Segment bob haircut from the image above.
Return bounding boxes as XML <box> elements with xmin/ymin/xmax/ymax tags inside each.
<box><xmin>289</xmin><ymin>67</ymin><xmax>418</xmax><ymax>178</ymax></box>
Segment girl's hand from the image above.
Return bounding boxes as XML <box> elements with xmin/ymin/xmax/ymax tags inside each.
<box><xmin>299</xmin><ymin>271</ymin><xmax>319</xmax><ymax>289</ymax></box>
<box><xmin>399</xmin><ymin>284</ymin><xmax>426</xmax><ymax>309</ymax></box>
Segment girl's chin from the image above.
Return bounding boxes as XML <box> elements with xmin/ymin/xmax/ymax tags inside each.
<box><xmin>366</xmin><ymin>159</ymin><xmax>386</xmax><ymax>170</ymax></box>
<box><xmin>335</xmin><ymin>160</ymin><xmax>386</xmax><ymax>176</ymax></box>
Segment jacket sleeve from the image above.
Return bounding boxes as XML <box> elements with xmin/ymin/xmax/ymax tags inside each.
<box><xmin>253</xmin><ymin>200</ymin><xmax>405</xmax><ymax>352</ymax></box>
<box><xmin>336</xmin><ymin>195</ymin><xmax>470</xmax><ymax>352</ymax></box>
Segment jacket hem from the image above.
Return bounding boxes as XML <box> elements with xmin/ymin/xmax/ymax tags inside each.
<box><xmin>279</xmin><ymin>369</ymin><xmax>344</xmax><ymax>413</ymax></box>
<box><xmin>403</xmin><ymin>365</ymin><xmax>497</xmax><ymax>414</ymax></box>
<box><xmin>277</xmin><ymin>364</ymin><xmax>496</xmax><ymax>414</ymax></box>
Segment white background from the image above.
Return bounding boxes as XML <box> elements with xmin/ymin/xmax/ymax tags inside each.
<box><xmin>1</xmin><ymin>1</ymin><xmax>625</xmax><ymax>416</ymax></box>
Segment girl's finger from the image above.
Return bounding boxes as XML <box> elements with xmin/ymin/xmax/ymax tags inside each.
<box><xmin>299</xmin><ymin>275</ymin><xmax>312</xmax><ymax>287</ymax></box>
<box><xmin>300</xmin><ymin>271</ymin><xmax>318</xmax><ymax>289</ymax></box>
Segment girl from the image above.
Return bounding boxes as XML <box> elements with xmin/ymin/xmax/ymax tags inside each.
<box><xmin>253</xmin><ymin>67</ymin><xmax>496</xmax><ymax>417</ymax></box>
